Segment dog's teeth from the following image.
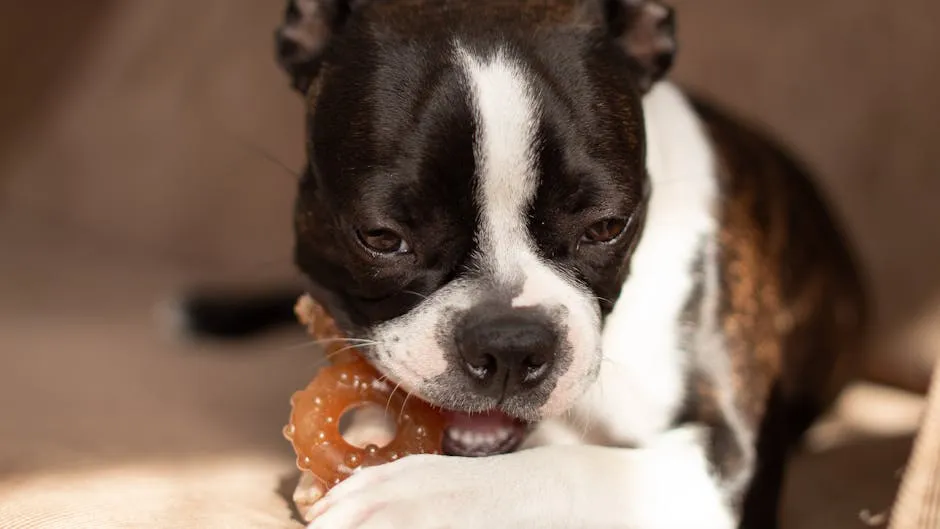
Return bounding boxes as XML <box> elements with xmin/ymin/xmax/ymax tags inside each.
<box><xmin>446</xmin><ymin>425</ymin><xmax>518</xmax><ymax>451</ymax></box>
<box><xmin>460</xmin><ymin>431</ymin><xmax>475</xmax><ymax>446</ymax></box>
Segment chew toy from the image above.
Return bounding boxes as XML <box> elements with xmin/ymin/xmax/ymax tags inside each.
<box><xmin>284</xmin><ymin>295</ymin><xmax>446</xmax><ymax>520</ymax></box>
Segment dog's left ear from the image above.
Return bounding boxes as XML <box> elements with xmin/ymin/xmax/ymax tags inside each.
<box><xmin>275</xmin><ymin>0</ymin><xmax>367</xmax><ymax>94</ymax></box>
<box><xmin>602</xmin><ymin>0</ymin><xmax>677</xmax><ymax>92</ymax></box>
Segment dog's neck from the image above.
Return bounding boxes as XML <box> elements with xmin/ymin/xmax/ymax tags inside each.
<box><xmin>525</xmin><ymin>82</ymin><xmax>721</xmax><ymax>448</ymax></box>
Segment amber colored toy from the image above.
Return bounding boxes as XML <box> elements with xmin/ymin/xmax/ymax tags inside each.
<box><xmin>285</xmin><ymin>295</ymin><xmax>446</xmax><ymax>520</ymax></box>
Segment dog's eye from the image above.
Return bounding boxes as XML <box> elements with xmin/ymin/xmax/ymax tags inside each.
<box><xmin>582</xmin><ymin>218</ymin><xmax>628</xmax><ymax>244</ymax></box>
<box><xmin>357</xmin><ymin>228</ymin><xmax>410</xmax><ymax>255</ymax></box>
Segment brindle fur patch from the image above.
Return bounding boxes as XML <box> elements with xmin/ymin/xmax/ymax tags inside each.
<box><xmin>684</xmin><ymin>93</ymin><xmax>868</xmax><ymax>527</ymax></box>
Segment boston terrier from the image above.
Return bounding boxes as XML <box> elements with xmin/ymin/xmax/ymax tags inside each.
<box><xmin>182</xmin><ymin>0</ymin><xmax>867</xmax><ymax>527</ymax></box>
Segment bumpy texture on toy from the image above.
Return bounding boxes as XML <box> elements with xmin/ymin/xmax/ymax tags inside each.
<box><xmin>285</xmin><ymin>295</ymin><xmax>446</xmax><ymax>521</ymax></box>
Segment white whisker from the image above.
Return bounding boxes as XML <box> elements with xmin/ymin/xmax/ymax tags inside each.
<box><xmin>398</xmin><ymin>389</ymin><xmax>414</xmax><ymax>422</ymax></box>
<box><xmin>300</xmin><ymin>342</ymin><xmax>385</xmax><ymax>373</ymax></box>
<box><xmin>283</xmin><ymin>337</ymin><xmax>378</xmax><ymax>351</ymax></box>
<box><xmin>385</xmin><ymin>380</ymin><xmax>404</xmax><ymax>417</ymax></box>
<box><xmin>402</xmin><ymin>290</ymin><xmax>430</xmax><ymax>301</ymax></box>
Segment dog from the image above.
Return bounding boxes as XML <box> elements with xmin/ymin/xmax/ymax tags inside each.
<box><xmin>182</xmin><ymin>1</ymin><xmax>867</xmax><ymax>527</ymax></box>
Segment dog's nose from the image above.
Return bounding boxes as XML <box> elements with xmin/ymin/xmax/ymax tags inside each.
<box><xmin>455</xmin><ymin>310</ymin><xmax>558</xmax><ymax>398</ymax></box>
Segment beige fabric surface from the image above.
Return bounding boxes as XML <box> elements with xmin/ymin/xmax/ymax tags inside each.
<box><xmin>0</xmin><ymin>458</ymin><xmax>296</xmax><ymax>529</ymax></box>
<box><xmin>0</xmin><ymin>227</ymin><xmax>306</xmax><ymax>528</ymax></box>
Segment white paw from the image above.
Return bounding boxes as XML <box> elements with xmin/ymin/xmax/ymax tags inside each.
<box><xmin>306</xmin><ymin>454</ymin><xmax>498</xmax><ymax>529</ymax></box>
<box><xmin>301</xmin><ymin>439</ymin><xmax>738</xmax><ymax>529</ymax></box>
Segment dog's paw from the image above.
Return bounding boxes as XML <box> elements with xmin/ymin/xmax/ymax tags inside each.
<box><xmin>305</xmin><ymin>454</ymin><xmax>507</xmax><ymax>529</ymax></box>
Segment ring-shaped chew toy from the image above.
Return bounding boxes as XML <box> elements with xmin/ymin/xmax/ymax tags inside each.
<box><xmin>284</xmin><ymin>295</ymin><xmax>446</xmax><ymax>518</ymax></box>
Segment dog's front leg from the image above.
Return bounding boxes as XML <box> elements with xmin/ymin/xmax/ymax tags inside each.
<box><xmin>306</xmin><ymin>427</ymin><xmax>735</xmax><ymax>529</ymax></box>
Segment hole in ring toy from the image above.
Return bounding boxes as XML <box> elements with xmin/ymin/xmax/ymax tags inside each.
<box><xmin>284</xmin><ymin>295</ymin><xmax>446</xmax><ymax>521</ymax></box>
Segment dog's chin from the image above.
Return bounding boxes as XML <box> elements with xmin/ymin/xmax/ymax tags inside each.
<box><xmin>440</xmin><ymin>409</ymin><xmax>533</xmax><ymax>457</ymax></box>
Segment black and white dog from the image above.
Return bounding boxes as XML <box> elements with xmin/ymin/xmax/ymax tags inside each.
<box><xmin>185</xmin><ymin>0</ymin><xmax>867</xmax><ymax>527</ymax></box>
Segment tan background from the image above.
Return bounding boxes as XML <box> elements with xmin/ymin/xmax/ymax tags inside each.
<box><xmin>0</xmin><ymin>1</ymin><xmax>937</xmax><ymax>528</ymax></box>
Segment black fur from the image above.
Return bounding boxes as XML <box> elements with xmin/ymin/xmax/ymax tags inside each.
<box><xmin>178</xmin><ymin>288</ymin><xmax>302</xmax><ymax>339</ymax></box>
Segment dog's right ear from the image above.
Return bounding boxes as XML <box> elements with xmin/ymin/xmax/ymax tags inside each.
<box><xmin>601</xmin><ymin>0</ymin><xmax>677</xmax><ymax>93</ymax></box>
<box><xmin>275</xmin><ymin>0</ymin><xmax>363</xmax><ymax>93</ymax></box>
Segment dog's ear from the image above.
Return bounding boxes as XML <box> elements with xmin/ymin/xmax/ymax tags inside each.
<box><xmin>602</xmin><ymin>0</ymin><xmax>677</xmax><ymax>92</ymax></box>
<box><xmin>275</xmin><ymin>0</ymin><xmax>365</xmax><ymax>93</ymax></box>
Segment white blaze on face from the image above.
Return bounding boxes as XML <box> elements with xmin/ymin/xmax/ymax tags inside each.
<box><xmin>458</xmin><ymin>46</ymin><xmax>603</xmax><ymax>416</ymax></box>
<box><xmin>457</xmin><ymin>48</ymin><xmax>540</xmax><ymax>277</ymax></box>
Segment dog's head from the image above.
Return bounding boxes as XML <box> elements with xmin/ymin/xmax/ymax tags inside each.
<box><xmin>277</xmin><ymin>0</ymin><xmax>675</xmax><ymax>454</ymax></box>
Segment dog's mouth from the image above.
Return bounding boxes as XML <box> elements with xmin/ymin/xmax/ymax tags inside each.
<box><xmin>440</xmin><ymin>409</ymin><xmax>530</xmax><ymax>457</ymax></box>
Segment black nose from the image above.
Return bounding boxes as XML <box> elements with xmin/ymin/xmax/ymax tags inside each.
<box><xmin>455</xmin><ymin>310</ymin><xmax>558</xmax><ymax>398</ymax></box>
